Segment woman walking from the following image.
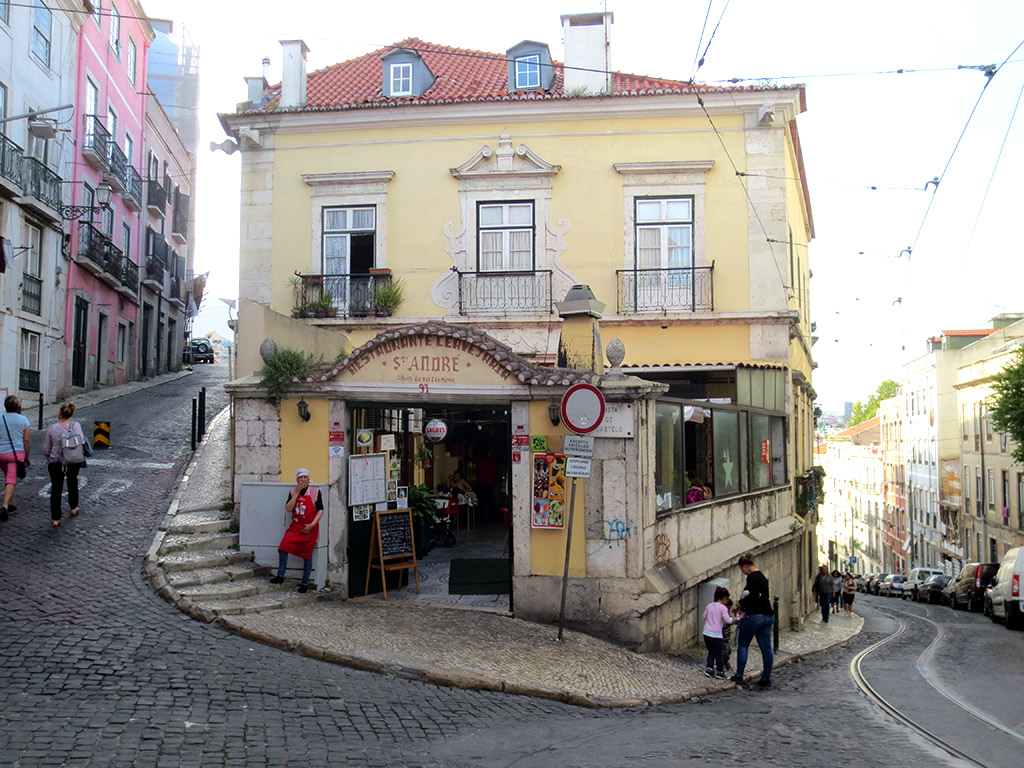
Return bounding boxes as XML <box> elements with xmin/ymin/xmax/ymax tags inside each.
<box><xmin>0</xmin><ymin>395</ymin><xmax>31</xmax><ymax>522</ymax></box>
<box><xmin>42</xmin><ymin>402</ymin><xmax>87</xmax><ymax>527</ymax></box>
<box><xmin>812</xmin><ymin>565</ymin><xmax>833</xmax><ymax>623</ymax></box>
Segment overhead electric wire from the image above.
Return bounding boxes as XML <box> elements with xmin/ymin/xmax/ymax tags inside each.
<box><xmin>690</xmin><ymin>0</ymin><xmax>731</xmax><ymax>82</ymax></box>
<box><xmin>690</xmin><ymin>1</ymin><xmax>714</xmax><ymax>80</ymax></box>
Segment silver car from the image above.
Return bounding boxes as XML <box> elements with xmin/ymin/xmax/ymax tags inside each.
<box><xmin>879</xmin><ymin>574</ymin><xmax>906</xmax><ymax>597</ymax></box>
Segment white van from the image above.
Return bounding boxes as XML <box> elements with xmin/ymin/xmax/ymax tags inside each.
<box><xmin>986</xmin><ymin>547</ymin><xmax>1024</xmax><ymax>630</ymax></box>
<box><xmin>901</xmin><ymin>567</ymin><xmax>944</xmax><ymax>601</ymax></box>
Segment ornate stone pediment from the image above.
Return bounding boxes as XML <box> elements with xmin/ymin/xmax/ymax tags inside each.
<box><xmin>450</xmin><ymin>129</ymin><xmax>560</xmax><ymax>179</ymax></box>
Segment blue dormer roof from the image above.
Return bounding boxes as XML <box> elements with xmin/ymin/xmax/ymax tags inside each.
<box><xmin>506</xmin><ymin>40</ymin><xmax>554</xmax><ymax>92</ymax></box>
<box><xmin>381</xmin><ymin>47</ymin><xmax>436</xmax><ymax>98</ymax></box>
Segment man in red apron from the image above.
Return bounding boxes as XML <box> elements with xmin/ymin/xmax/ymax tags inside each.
<box><xmin>269</xmin><ymin>468</ymin><xmax>323</xmax><ymax>593</ymax></box>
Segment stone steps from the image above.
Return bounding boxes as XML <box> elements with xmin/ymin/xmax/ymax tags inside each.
<box><xmin>166</xmin><ymin>510</ymin><xmax>233</xmax><ymax>535</ymax></box>
<box><xmin>178</xmin><ymin>576</ymin><xmax>278</xmax><ymax>602</ymax></box>
<box><xmin>161</xmin><ymin>531</ymin><xmax>239</xmax><ymax>553</ymax></box>
<box><xmin>166</xmin><ymin>563</ymin><xmax>271</xmax><ymax>589</ymax></box>
<box><xmin>158</xmin><ymin>548</ymin><xmax>254</xmax><ymax>573</ymax></box>
<box><xmin>201</xmin><ymin>588</ymin><xmax>318</xmax><ymax>616</ymax></box>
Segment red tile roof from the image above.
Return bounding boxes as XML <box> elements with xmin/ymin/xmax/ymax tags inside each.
<box><xmin>940</xmin><ymin>329</ymin><xmax>996</xmax><ymax>337</ymax></box>
<box><xmin>255</xmin><ymin>38</ymin><xmax>798</xmax><ymax>113</ymax></box>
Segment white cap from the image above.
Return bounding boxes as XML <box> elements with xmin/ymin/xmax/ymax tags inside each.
<box><xmin>296</xmin><ymin>468</ymin><xmax>310</xmax><ymax>479</ymax></box>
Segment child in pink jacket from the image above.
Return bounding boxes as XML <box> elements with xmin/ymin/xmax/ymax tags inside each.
<box><xmin>702</xmin><ymin>586</ymin><xmax>736</xmax><ymax>678</ymax></box>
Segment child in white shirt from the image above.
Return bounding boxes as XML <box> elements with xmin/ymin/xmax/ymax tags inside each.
<box><xmin>702</xmin><ymin>586</ymin><xmax>736</xmax><ymax>678</ymax></box>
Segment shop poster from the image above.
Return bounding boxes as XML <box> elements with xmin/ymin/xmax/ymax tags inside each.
<box><xmin>532</xmin><ymin>452</ymin><xmax>567</xmax><ymax>528</ymax></box>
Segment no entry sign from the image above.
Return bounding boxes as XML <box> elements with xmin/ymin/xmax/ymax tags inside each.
<box><xmin>560</xmin><ymin>383</ymin><xmax>606</xmax><ymax>435</ymax></box>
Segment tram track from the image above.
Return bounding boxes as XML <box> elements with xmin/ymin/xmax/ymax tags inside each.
<box><xmin>850</xmin><ymin>603</ymin><xmax>1024</xmax><ymax>768</ymax></box>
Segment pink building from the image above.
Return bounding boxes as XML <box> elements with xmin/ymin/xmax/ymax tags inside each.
<box><xmin>64</xmin><ymin>1</ymin><xmax>153</xmax><ymax>392</ymax></box>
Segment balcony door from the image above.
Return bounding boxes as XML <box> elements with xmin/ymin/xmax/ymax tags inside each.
<box><xmin>322</xmin><ymin>206</ymin><xmax>375</xmax><ymax>315</ymax></box>
<box><xmin>72</xmin><ymin>298</ymin><xmax>88</xmax><ymax>388</ymax></box>
<box><xmin>633</xmin><ymin>197</ymin><xmax>693</xmax><ymax>310</ymax></box>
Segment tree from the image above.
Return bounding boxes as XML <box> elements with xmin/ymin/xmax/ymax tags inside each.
<box><xmin>990</xmin><ymin>347</ymin><xmax>1024</xmax><ymax>466</ymax></box>
<box><xmin>848</xmin><ymin>379</ymin><xmax>900</xmax><ymax>427</ymax></box>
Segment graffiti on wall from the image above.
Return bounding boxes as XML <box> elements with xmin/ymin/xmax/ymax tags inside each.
<box><xmin>654</xmin><ymin>533</ymin><xmax>671</xmax><ymax>565</ymax></box>
<box><xmin>587</xmin><ymin>518</ymin><xmax>638</xmax><ymax>555</ymax></box>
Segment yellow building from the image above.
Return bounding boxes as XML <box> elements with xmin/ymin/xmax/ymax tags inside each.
<box><xmin>218</xmin><ymin>14</ymin><xmax>819</xmax><ymax>651</ymax></box>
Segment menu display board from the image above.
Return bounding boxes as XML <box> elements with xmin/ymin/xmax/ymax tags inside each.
<box><xmin>348</xmin><ymin>452</ymin><xmax>388</xmax><ymax>506</ymax></box>
<box><xmin>531</xmin><ymin>452</ymin><xmax>567</xmax><ymax>528</ymax></box>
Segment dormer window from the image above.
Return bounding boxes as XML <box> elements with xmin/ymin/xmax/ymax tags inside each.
<box><xmin>515</xmin><ymin>55</ymin><xmax>541</xmax><ymax>90</ymax></box>
<box><xmin>390</xmin><ymin>63</ymin><xmax>412</xmax><ymax>97</ymax></box>
<box><xmin>506</xmin><ymin>41</ymin><xmax>554</xmax><ymax>93</ymax></box>
<box><xmin>381</xmin><ymin>48</ymin><xmax>434</xmax><ymax>98</ymax></box>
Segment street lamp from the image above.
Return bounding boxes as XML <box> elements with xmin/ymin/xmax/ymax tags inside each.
<box><xmin>61</xmin><ymin>180</ymin><xmax>112</xmax><ymax>220</ymax></box>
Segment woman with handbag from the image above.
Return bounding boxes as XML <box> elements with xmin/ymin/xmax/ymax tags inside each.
<box><xmin>42</xmin><ymin>402</ymin><xmax>87</xmax><ymax>528</ymax></box>
<box><xmin>0</xmin><ymin>394</ymin><xmax>31</xmax><ymax>523</ymax></box>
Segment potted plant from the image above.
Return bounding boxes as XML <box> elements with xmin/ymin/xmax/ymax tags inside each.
<box><xmin>373</xmin><ymin>278</ymin><xmax>405</xmax><ymax>317</ymax></box>
<box><xmin>415</xmin><ymin>443</ymin><xmax>433</xmax><ymax>468</ymax></box>
<box><xmin>407</xmin><ymin>484</ymin><xmax>436</xmax><ymax>555</ymax></box>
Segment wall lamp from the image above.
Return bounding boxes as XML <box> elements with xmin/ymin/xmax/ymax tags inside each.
<box><xmin>296</xmin><ymin>398</ymin><xmax>311</xmax><ymax>422</ymax></box>
<box><xmin>61</xmin><ymin>180</ymin><xmax>112</xmax><ymax>220</ymax></box>
<box><xmin>547</xmin><ymin>401</ymin><xmax>561</xmax><ymax>427</ymax></box>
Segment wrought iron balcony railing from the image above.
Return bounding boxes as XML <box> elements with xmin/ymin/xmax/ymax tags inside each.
<box><xmin>120</xmin><ymin>258</ymin><xmax>139</xmax><ymax>293</ymax></box>
<box><xmin>0</xmin><ymin>134</ymin><xmax>24</xmax><ymax>187</ymax></box>
<box><xmin>23</xmin><ymin>157</ymin><xmax>62</xmax><ymax>211</ymax></box>
<box><xmin>295</xmin><ymin>272</ymin><xmax>395</xmax><ymax>318</ymax></box>
<box><xmin>145</xmin><ymin>256</ymin><xmax>165</xmax><ymax>284</ymax></box>
<box><xmin>21</xmin><ymin>274</ymin><xmax>42</xmax><ymax>316</ymax></box>
<box><xmin>82</xmin><ymin>115</ymin><xmax>111</xmax><ymax>171</ymax></box>
<box><xmin>455</xmin><ymin>269</ymin><xmax>553</xmax><ymax>315</ymax></box>
<box><xmin>169</xmin><ymin>274</ymin><xmax>183</xmax><ymax>302</ymax></box>
<box><xmin>107</xmin><ymin>142</ymin><xmax>128</xmax><ymax>191</ymax></box>
<box><xmin>19</xmin><ymin>368</ymin><xmax>40</xmax><ymax>393</ymax></box>
<box><xmin>616</xmin><ymin>264</ymin><xmax>714</xmax><ymax>313</ymax></box>
<box><xmin>147</xmin><ymin>227</ymin><xmax>168</xmax><ymax>262</ymax></box>
<box><xmin>147</xmin><ymin>178</ymin><xmax>166</xmax><ymax>216</ymax></box>
<box><xmin>124</xmin><ymin>165</ymin><xmax>143</xmax><ymax>208</ymax></box>
<box><xmin>78</xmin><ymin>222</ymin><xmax>119</xmax><ymax>274</ymax></box>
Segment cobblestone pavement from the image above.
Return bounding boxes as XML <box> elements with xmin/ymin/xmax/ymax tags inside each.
<box><xmin>0</xmin><ymin>363</ymin><xmax>960</xmax><ymax>766</ymax></box>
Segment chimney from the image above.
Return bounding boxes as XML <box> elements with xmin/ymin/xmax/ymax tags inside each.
<box><xmin>244</xmin><ymin>72</ymin><xmax>268</xmax><ymax>107</ymax></box>
<box><xmin>555</xmin><ymin>285</ymin><xmax>606</xmax><ymax>373</ymax></box>
<box><xmin>279</xmin><ymin>39</ymin><xmax>310</xmax><ymax>108</ymax></box>
<box><xmin>560</xmin><ymin>12</ymin><xmax>612</xmax><ymax>95</ymax></box>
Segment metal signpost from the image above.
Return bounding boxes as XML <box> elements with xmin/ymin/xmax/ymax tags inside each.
<box><xmin>557</xmin><ymin>385</ymin><xmax>605</xmax><ymax>642</ymax></box>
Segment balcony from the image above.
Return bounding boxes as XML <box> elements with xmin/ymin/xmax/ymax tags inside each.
<box><xmin>21</xmin><ymin>157</ymin><xmax>62</xmax><ymax>220</ymax></box>
<box><xmin>147</xmin><ymin>178</ymin><xmax>166</xmax><ymax>218</ymax></box>
<box><xmin>119</xmin><ymin>258</ymin><xmax>139</xmax><ymax>297</ymax></box>
<box><xmin>21</xmin><ymin>274</ymin><xmax>43</xmax><ymax>316</ymax></box>
<box><xmin>77</xmin><ymin>222</ymin><xmax>123</xmax><ymax>283</ymax></box>
<box><xmin>123</xmin><ymin>165</ymin><xmax>144</xmax><ymax>211</ymax></box>
<box><xmin>0</xmin><ymin>134</ymin><xmax>24</xmax><ymax>194</ymax></box>
<box><xmin>19</xmin><ymin>368</ymin><xmax>40</xmax><ymax>393</ymax></box>
<box><xmin>144</xmin><ymin>256</ymin><xmax>165</xmax><ymax>290</ymax></box>
<box><xmin>106</xmin><ymin>142</ymin><xmax>128</xmax><ymax>192</ymax></box>
<box><xmin>454</xmin><ymin>269</ymin><xmax>553</xmax><ymax>316</ymax></box>
<box><xmin>171</xmin><ymin>192</ymin><xmax>189</xmax><ymax>244</ymax></box>
<box><xmin>82</xmin><ymin>115</ymin><xmax>111</xmax><ymax>172</ymax></box>
<box><xmin>616</xmin><ymin>264</ymin><xmax>715</xmax><ymax>313</ymax></box>
<box><xmin>294</xmin><ymin>272</ymin><xmax>397</xmax><ymax>318</ymax></box>
<box><xmin>169</xmin><ymin>274</ymin><xmax>184</xmax><ymax>305</ymax></box>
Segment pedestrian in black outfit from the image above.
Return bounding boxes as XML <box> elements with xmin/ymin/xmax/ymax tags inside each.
<box><xmin>42</xmin><ymin>402</ymin><xmax>86</xmax><ymax>527</ymax></box>
<box><xmin>730</xmin><ymin>552</ymin><xmax>775</xmax><ymax>688</ymax></box>
<box><xmin>812</xmin><ymin>564</ymin><xmax>832</xmax><ymax>622</ymax></box>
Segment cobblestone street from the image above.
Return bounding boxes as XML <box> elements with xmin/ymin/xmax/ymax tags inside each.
<box><xmin>0</xmin><ymin>365</ymin><xmax>962</xmax><ymax>767</ymax></box>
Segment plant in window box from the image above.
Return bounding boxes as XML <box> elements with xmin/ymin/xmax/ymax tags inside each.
<box><xmin>373</xmin><ymin>278</ymin><xmax>405</xmax><ymax>317</ymax></box>
<box><xmin>415</xmin><ymin>443</ymin><xmax>433</xmax><ymax>468</ymax></box>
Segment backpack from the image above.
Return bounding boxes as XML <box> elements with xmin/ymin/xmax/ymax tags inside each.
<box><xmin>61</xmin><ymin>424</ymin><xmax>86</xmax><ymax>465</ymax></box>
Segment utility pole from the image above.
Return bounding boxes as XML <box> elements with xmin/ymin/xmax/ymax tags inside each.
<box><xmin>979</xmin><ymin>402</ymin><xmax>989</xmax><ymax>563</ymax></box>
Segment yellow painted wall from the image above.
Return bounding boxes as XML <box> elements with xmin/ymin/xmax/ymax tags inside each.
<box><xmin>605</xmin><ymin>323</ymin><xmax>752</xmax><ymax>366</ymax></box>
<box><xmin>280</xmin><ymin>397</ymin><xmax>330</xmax><ymax>483</ymax></box>
<box><xmin>528</xmin><ymin>401</ymin><xmax>587</xmax><ymax>577</ymax></box>
<box><xmin>266</xmin><ymin>114</ymin><xmax>755</xmax><ymax>321</ymax></box>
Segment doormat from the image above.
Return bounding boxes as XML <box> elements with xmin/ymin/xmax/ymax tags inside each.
<box><xmin>449</xmin><ymin>557</ymin><xmax>511</xmax><ymax>595</ymax></box>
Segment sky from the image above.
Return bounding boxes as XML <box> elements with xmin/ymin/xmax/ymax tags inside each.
<box><xmin>142</xmin><ymin>0</ymin><xmax>1024</xmax><ymax>411</ymax></box>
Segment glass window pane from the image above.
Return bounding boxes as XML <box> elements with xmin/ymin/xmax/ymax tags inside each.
<box><xmin>480</xmin><ymin>231</ymin><xmax>502</xmax><ymax>270</ymax></box>
<box><xmin>352</xmin><ymin>208</ymin><xmax>375</xmax><ymax>229</ymax></box>
<box><xmin>324</xmin><ymin>209</ymin><xmax>347</xmax><ymax>231</ymax></box>
<box><xmin>771</xmin><ymin>416</ymin><xmax>786</xmax><ymax>485</ymax></box>
<box><xmin>712</xmin><ymin>411</ymin><xmax>740</xmax><ymax>496</ymax></box>
<box><xmin>507</xmin><ymin>204</ymin><xmax>532</xmax><ymax>226</ymax></box>
<box><xmin>636</xmin><ymin>201</ymin><xmax>661</xmax><ymax>222</ymax></box>
<box><xmin>637</xmin><ymin>227</ymin><xmax>660</xmax><ymax>268</ymax></box>
<box><xmin>479</xmin><ymin>205</ymin><xmax>503</xmax><ymax>226</ymax></box>
<box><xmin>666</xmin><ymin>199</ymin><xmax>691</xmax><ymax>220</ymax></box>
<box><xmin>655</xmin><ymin>403</ymin><xmax>683</xmax><ymax>512</ymax></box>
<box><xmin>750</xmin><ymin>414</ymin><xmax>771</xmax><ymax>490</ymax></box>
<box><xmin>509</xmin><ymin>230</ymin><xmax>531</xmax><ymax>270</ymax></box>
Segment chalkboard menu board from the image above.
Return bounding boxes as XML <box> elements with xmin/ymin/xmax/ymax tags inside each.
<box><xmin>378</xmin><ymin>509</ymin><xmax>414</xmax><ymax>558</ymax></box>
<box><xmin>364</xmin><ymin>509</ymin><xmax>420</xmax><ymax>598</ymax></box>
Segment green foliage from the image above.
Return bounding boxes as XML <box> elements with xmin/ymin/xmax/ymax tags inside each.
<box><xmin>333</xmin><ymin>347</ymin><xmax>349</xmax><ymax>366</ymax></box>
<box><xmin>260</xmin><ymin>348</ymin><xmax>318</xmax><ymax>399</ymax></box>
<box><xmin>407</xmin><ymin>484</ymin><xmax>436</xmax><ymax>525</ymax></box>
<box><xmin>848</xmin><ymin>379</ymin><xmax>900</xmax><ymax>426</ymax></box>
<box><xmin>373</xmin><ymin>278</ymin><xmax>405</xmax><ymax>314</ymax></box>
<box><xmin>990</xmin><ymin>347</ymin><xmax>1024</xmax><ymax>466</ymax></box>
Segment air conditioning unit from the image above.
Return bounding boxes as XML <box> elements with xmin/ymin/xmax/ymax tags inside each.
<box><xmin>28</xmin><ymin>118</ymin><xmax>58</xmax><ymax>140</ymax></box>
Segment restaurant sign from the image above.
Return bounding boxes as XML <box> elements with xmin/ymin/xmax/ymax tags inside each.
<box><xmin>424</xmin><ymin>419</ymin><xmax>448</xmax><ymax>443</ymax></box>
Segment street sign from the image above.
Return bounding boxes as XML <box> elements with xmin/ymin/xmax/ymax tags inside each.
<box><xmin>563</xmin><ymin>434</ymin><xmax>594</xmax><ymax>457</ymax></box>
<box><xmin>565</xmin><ymin>457</ymin><xmax>591</xmax><ymax>478</ymax></box>
<box><xmin>560</xmin><ymin>383</ymin><xmax>606</xmax><ymax>435</ymax></box>
<box><xmin>850</xmin><ymin>556</ymin><xmax>858</xmax><ymax>564</ymax></box>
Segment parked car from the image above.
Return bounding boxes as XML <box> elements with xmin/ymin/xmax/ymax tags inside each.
<box><xmin>902</xmin><ymin>567</ymin><xmax>945</xmax><ymax>601</ymax></box>
<box><xmin>915</xmin><ymin>574</ymin><xmax>950</xmax><ymax>604</ymax></box>
<box><xmin>985</xmin><ymin>547</ymin><xmax>1024</xmax><ymax>629</ymax></box>
<box><xmin>879</xmin><ymin>574</ymin><xmax>906</xmax><ymax>597</ymax></box>
<box><xmin>946</xmin><ymin>562</ymin><xmax>999</xmax><ymax>612</ymax></box>
<box><xmin>190</xmin><ymin>338</ymin><xmax>215</xmax><ymax>364</ymax></box>
<box><xmin>870</xmin><ymin>573</ymin><xmax>890</xmax><ymax>595</ymax></box>
<box><xmin>857</xmin><ymin>573</ymin><xmax>874</xmax><ymax>593</ymax></box>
